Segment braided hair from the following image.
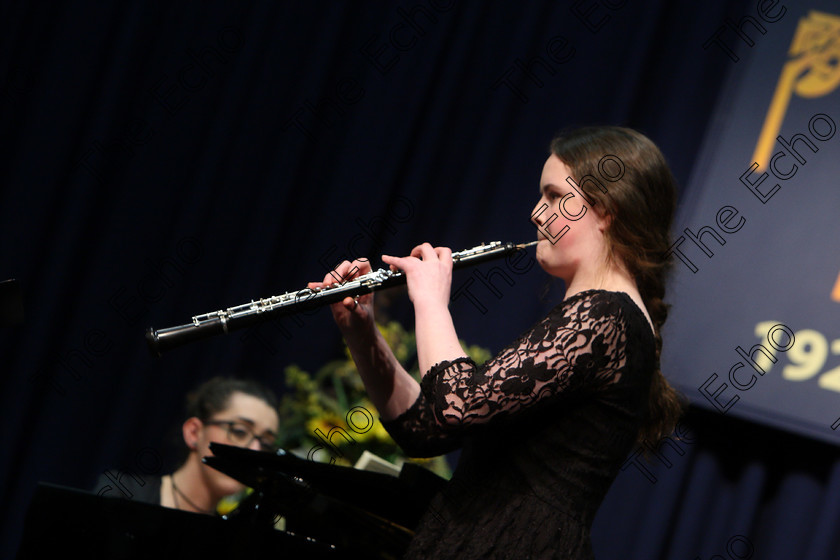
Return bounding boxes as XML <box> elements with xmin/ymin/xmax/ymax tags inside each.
<box><xmin>550</xmin><ymin>126</ymin><xmax>685</xmax><ymax>447</ymax></box>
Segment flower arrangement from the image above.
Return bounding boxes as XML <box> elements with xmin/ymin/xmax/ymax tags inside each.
<box><xmin>276</xmin><ymin>320</ymin><xmax>492</xmax><ymax>479</ymax></box>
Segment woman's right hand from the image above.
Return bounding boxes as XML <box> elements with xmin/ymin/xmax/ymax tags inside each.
<box><xmin>307</xmin><ymin>258</ymin><xmax>374</xmax><ymax>333</ymax></box>
<box><xmin>309</xmin><ymin>257</ymin><xmax>421</xmax><ymax>420</ymax></box>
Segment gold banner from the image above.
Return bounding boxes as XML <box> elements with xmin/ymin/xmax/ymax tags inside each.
<box><xmin>752</xmin><ymin>10</ymin><xmax>840</xmax><ymax>170</ymax></box>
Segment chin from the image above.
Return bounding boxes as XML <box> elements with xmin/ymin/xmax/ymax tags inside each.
<box><xmin>535</xmin><ymin>248</ymin><xmax>552</xmax><ymax>271</ymax></box>
<box><xmin>536</xmin><ymin>256</ymin><xmax>571</xmax><ymax>281</ymax></box>
<box><xmin>535</xmin><ymin>239</ymin><xmax>550</xmax><ymax>259</ymax></box>
<box><xmin>535</xmin><ymin>244</ymin><xmax>556</xmax><ymax>266</ymax></box>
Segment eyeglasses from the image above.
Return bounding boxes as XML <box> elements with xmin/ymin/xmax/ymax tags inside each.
<box><xmin>204</xmin><ymin>420</ymin><xmax>278</xmax><ymax>453</ymax></box>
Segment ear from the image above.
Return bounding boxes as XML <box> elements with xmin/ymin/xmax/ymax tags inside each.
<box><xmin>182</xmin><ymin>417</ymin><xmax>203</xmax><ymax>450</ymax></box>
<box><xmin>591</xmin><ymin>204</ymin><xmax>612</xmax><ymax>233</ymax></box>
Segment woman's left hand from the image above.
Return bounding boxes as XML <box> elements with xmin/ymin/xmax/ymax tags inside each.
<box><xmin>382</xmin><ymin>243</ymin><xmax>453</xmax><ymax>309</ymax></box>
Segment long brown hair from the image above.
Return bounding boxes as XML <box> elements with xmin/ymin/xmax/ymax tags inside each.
<box><xmin>549</xmin><ymin>126</ymin><xmax>685</xmax><ymax>447</ymax></box>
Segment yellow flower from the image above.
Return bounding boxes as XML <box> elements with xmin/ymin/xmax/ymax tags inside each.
<box><xmin>306</xmin><ymin>414</ymin><xmax>353</xmax><ymax>446</ymax></box>
<box><xmin>216</xmin><ymin>487</ymin><xmax>252</xmax><ymax>515</ymax></box>
<box><xmin>370</xmin><ymin>420</ymin><xmax>392</xmax><ymax>442</ymax></box>
<box><xmin>278</xmin><ymin>320</ymin><xmax>482</xmax><ymax>480</ymax></box>
<box><xmin>351</xmin><ymin>419</ymin><xmax>391</xmax><ymax>444</ymax></box>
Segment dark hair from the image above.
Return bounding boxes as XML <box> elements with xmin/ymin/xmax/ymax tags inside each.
<box><xmin>549</xmin><ymin>125</ymin><xmax>685</xmax><ymax>447</ymax></box>
<box><xmin>166</xmin><ymin>376</ymin><xmax>279</xmax><ymax>467</ymax></box>
<box><xmin>185</xmin><ymin>376</ymin><xmax>279</xmax><ymax>422</ymax></box>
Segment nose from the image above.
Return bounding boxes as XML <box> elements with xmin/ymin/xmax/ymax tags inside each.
<box><xmin>531</xmin><ymin>197</ymin><xmax>548</xmax><ymax>226</ymax></box>
<box><xmin>247</xmin><ymin>437</ymin><xmax>263</xmax><ymax>451</ymax></box>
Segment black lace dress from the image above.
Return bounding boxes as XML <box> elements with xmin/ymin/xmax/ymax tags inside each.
<box><xmin>382</xmin><ymin>290</ymin><xmax>656</xmax><ymax>559</ymax></box>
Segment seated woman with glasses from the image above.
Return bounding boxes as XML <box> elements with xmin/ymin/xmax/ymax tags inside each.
<box><xmin>94</xmin><ymin>376</ymin><xmax>280</xmax><ymax>515</ymax></box>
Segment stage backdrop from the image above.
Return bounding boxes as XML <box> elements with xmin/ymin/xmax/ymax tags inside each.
<box><xmin>7</xmin><ymin>1</ymin><xmax>840</xmax><ymax>559</ymax></box>
<box><xmin>661</xmin><ymin>3</ymin><xmax>840</xmax><ymax>445</ymax></box>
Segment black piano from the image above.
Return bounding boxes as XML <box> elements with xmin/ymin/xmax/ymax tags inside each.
<box><xmin>17</xmin><ymin>444</ymin><xmax>446</xmax><ymax>559</ymax></box>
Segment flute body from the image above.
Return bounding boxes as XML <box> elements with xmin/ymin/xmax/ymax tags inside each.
<box><xmin>145</xmin><ymin>240</ymin><xmax>537</xmax><ymax>356</ymax></box>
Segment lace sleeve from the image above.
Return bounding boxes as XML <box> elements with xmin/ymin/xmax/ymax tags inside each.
<box><xmin>382</xmin><ymin>292</ymin><xmax>631</xmax><ymax>457</ymax></box>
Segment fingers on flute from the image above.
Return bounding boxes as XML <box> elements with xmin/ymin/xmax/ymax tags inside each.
<box><xmin>409</xmin><ymin>242</ymin><xmax>433</xmax><ymax>259</ymax></box>
<box><xmin>381</xmin><ymin>254</ymin><xmax>405</xmax><ymax>273</ymax></box>
<box><xmin>321</xmin><ymin>258</ymin><xmax>370</xmax><ymax>286</ymax></box>
<box><xmin>405</xmin><ymin>243</ymin><xmax>451</xmax><ymax>264</ymax></box>
<box><xmin>341</xmin><ymin>296</ymin><xmax>361</xmax><ymax>312</ymax></box>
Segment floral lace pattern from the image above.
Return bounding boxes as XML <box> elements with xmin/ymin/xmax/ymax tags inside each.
<box><xmin>385</xmin><ymin>290</ymin><xmax>637</xmax><ymax>457</ymax></box>
<box><xmin>381</xmin><ymin>290</ymin><xmax>658</xmax><ymax>559</ymax></box>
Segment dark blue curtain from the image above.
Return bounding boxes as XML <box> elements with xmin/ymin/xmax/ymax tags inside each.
<box><xmin>4</xmin><ymin>1</ymin><xmax>838</xmax><ymax>558</ymax></box>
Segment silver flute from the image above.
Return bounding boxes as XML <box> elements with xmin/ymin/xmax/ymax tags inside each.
<box><xmin>145</xmin><ymin>240</ymin><xmax>538</xmax><ymax>357</ymax></box>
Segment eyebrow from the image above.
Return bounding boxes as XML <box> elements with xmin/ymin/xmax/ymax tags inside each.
<box><xmin>540</xmin><ymin>182</ymin><xmax>568</xmax><ymax>194</ymax></box>
<box><xmin>234</xmin><ymin>416</ymin><xmax>277</xmax><ymax>437</ymax></box>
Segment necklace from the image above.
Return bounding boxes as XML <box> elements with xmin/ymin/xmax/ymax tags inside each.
<box><xmin>170</xmin><ymin>475</ymin><xmax>215</xmax><ymax>515</ymax></box>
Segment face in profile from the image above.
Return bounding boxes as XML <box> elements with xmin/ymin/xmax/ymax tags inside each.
<box><xmin>531</xmin><ymin>154</ymin><xmax>610</xmax><ymax>280</ymax></box>
<box><xmin>188</xmin><ymin>391</ymin><xmax>280</xmax><ymax>497</ymax></box>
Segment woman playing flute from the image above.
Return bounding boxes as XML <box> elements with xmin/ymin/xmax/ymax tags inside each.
<box><xmin>309</xmin><ymin>126</ymin><xmax>683</xmax><ymax>559</ymax></box>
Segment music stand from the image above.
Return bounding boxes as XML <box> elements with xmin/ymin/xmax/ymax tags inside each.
<box><xmin>204</xmin><ymin>443</ymin><xmax>447</xmax><ymax>557</ymax></box>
